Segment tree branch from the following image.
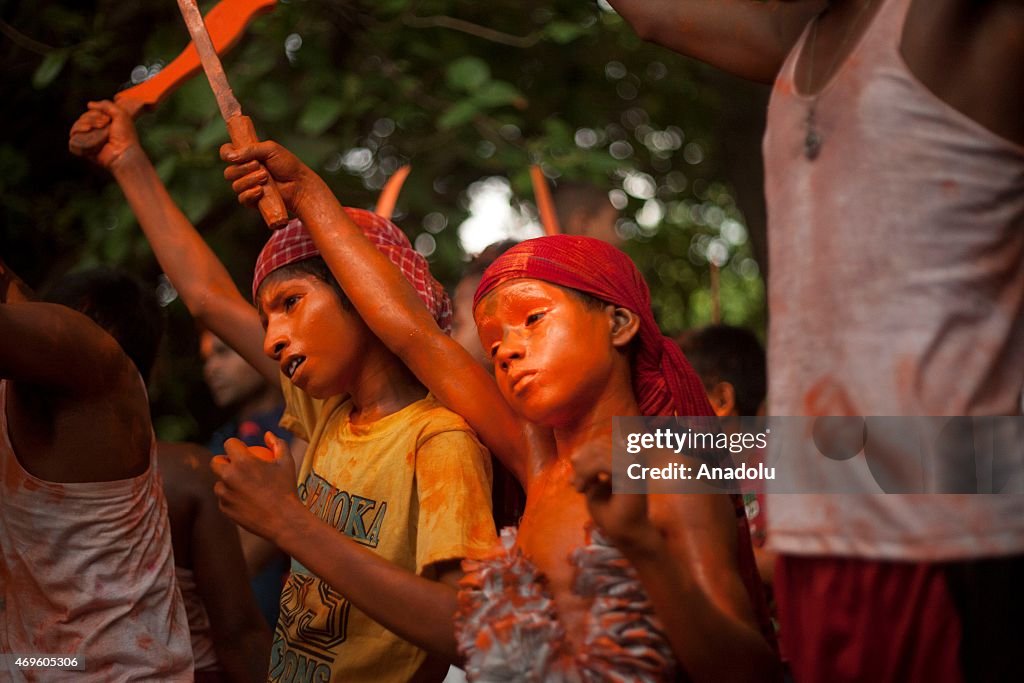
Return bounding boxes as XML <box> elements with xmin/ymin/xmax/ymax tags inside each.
<box><xmin>0</xmin><ymin>19</ymin><xmax>58</xmax><ymax>56</ymax></box>
<box><xmin>402</xmin><ymin>14</ymin><xmax>540</xmax><ymax>48</ymax></box>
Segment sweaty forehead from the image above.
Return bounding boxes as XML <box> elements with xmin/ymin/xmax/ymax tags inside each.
<box><xmin>256</xmin><ymin>270</ymin><xmax>319</xmax><ymax>314</ymax></box>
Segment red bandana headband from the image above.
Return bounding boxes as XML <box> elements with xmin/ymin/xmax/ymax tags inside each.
<box><xmin>253</xmin><ymin>208</ymin><xmax>452</xmax><ymax>334</ymax></box>
<box><xmin>474</xmin><ymin>235</ymin><xmax>713</xmax><ymax>417</ymax></box>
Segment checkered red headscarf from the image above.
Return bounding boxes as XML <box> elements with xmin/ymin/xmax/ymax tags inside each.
<box><xmin>474</xmin><ymin>235</ymin><xmax>712</xmax><ymax>417</ymax></box>
<box><xmin>252</xmin><ymin>208</ymin><xmax>452</xmax><ymax>334</ymax></box>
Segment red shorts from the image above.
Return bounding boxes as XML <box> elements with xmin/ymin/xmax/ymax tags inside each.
<box><xmin>775</xmin><ymin>553</ymin><xmax>1024</xmax><ymax>682</ymax></box>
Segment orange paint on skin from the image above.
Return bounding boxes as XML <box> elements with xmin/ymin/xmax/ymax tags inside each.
<box><xmin>247</xmin><ymin>445</ymin><xmax>275</xmax><ymax>461</ymax></box>
<box><xmin>258</xmin><ymin>269</ymin><xmax>425</xmax><ymax>421</ymax></box>
<box><xmin>467</xmin><ymin>275</ymin><xmax>656</xmax><ymax>658</ymax></box>
<box><xmin>258</xmin><ymin>271</ymin><xmax>370</xmax><ymax>400</ymax></box>
<box><xmin>474</xmin><ymin>280</ymin><xmax>630</xmax><ymax>431</ymax></box>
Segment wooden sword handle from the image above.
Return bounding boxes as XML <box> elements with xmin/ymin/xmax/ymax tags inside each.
<box><xmin>226</xmin><ymin>115</ymin><xmax>289</xmax><ymax>229</ymax></box>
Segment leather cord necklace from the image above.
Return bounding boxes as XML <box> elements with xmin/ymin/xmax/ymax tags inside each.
<box><xmin>803</xmin><ymin>0</ymin><xmax>875</xmax><ymax>160</ymax></box>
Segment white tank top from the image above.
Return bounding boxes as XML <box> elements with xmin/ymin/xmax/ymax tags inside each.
<box><xmin>0</xmin><ymin>381</ymin><xmax>193</xmax><ymax>680</ymax></box>
<box><xmin>763</xmin><ymin>0</ymin><xmax>1024</xmax><ymax>560</ymax></box>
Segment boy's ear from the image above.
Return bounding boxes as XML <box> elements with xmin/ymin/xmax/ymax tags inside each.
<box><xmin>608</xmin><ymin>305</ymin><xmax>640</xmax><ymax>348</ymax></box>
<box><xmin>707</xmin><ymin>381</ymin><xmax>737</xmax><ymax>417</ymax></box>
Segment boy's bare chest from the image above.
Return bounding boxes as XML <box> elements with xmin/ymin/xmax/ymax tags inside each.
<box><xmin>517</xmin><ymin>472</ymin><xmax>595</xmax><ymax>642</ymax></box>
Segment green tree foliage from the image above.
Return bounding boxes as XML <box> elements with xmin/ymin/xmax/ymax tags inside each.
<box><xmin>1</xmin><ymin>0</ymin><xmax>765</xmax><ymax>441</ymax></box>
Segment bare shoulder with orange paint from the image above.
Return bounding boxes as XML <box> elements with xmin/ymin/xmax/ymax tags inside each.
<box><xmin>607</xmin><ymin>0</ymin><xmax>824</xmax><ymax>83</ymax></box>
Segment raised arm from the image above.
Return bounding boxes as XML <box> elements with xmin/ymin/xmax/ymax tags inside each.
<box><xmin>607</xmin><ymin>0</ymin><xmax>824</xmax><ymax>83</ymax></box>
<box><xmin>0</xmin><ymin>301</ymin><xmax>151</xmax><ymax>481</ymax></box>
<box><xmin>69</xmin><ymin>101</ymin><xmax>277</xmax><ymax>384</ymax></box>
<box><xmin>0</xmin><ymin>301</ymin><xmax>133</xmax><ymax>393</ymax></box>
<box><xmin>221</xmin><ymin>141</ymin><xmax>530</xmax><ymax>483</ymax></box>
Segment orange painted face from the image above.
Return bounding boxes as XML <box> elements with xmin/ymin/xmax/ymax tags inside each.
<box><xmin>474</xmin><ymin>279</ymin><xmax>616</xmax><ymax>428</ymax></box>
<box><xmin>258</xmin><ymin>272</ymin><xmax>367</xmax><ymax>399</ymax></box>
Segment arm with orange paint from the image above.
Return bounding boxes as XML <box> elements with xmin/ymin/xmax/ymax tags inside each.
<box><xmin>0</xmin><ymin>301</ymin><xmax>151</xmax><ymax>482</ymax></box>
<box><xmin>220</xmin><ymin>141</ymin><xmax>532</xmax><ymax>484</ymax></box>
<box><xmin>0</xmin><ymin>302</ymin><xmax>135</xmax><ymax>395</ymax></box>
<box><xmin>212</xmin><ymin>433</ymin><xmax>467</xmax><ymax>665</ymax></box>
<box><xmin>606</xmin><ymin>0</ymin><xmax>823</xmax><ymax>83</ymax></box>
<box><xmin>69</xmin><ymin>101</ymin><xmax>277</xmax><ymax>384</ymax></box>
<box><xmin>571</xmin><ymin>446</ymin><xmax>781</xmax><ymax>683</ymax></box>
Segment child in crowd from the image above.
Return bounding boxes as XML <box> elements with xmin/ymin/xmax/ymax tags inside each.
<box><xmin>220</xmin><ymin>138</ymin><xmax>780</xmax><ymax>682</ymax></box>
<box><xmin>677</xmin><ymin>324</ymin><xmax>767</xmax><ymax>419</ymax></box>
<box><xmin>552</xmin><ymin>179</ymin><xmax>622</xmax><ymax>246</ymax></box>
<box><xmin>71</xmin><ymin>101</ymin><xmax>497</xmax><ymax>682</ymax></box>
<box><xmin>678</xmin><ymin>324</ymin><xmax>773</xmax><ymax>576</ymax></box>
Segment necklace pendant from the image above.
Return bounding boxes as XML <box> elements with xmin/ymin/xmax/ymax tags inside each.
<box><xmin>804</xmin><ymin>127</ymin><xmax>821</xmax><ymax>160</ymax></box>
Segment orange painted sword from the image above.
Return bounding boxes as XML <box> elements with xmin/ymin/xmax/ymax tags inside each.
<box><xmin>68</xmin><ymin>0</ymin><xmax>277</xmax><ymax>153</ymax></box>
<box><xmin>530</xmin><ymin>165</ymin><xmax>561</xmax><ymax>236</ymax></box>
<box><xmin>175</xmin><ymin>0</ymin><xmax>288</xmax><ymax>228</ymax></box>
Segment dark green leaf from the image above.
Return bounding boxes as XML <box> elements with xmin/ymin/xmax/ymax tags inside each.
<box><xmin>298</xmin><ymin>96</ymin><xmax>345</xmax><ymax>136</ymax></box>
<box><xmin>446</xmin><ymin>57</ymin><xmax>490</xmax><ymax>92</ymax></box>
<box><xmin>32</xmin><ymin>50</ymin><xmax>69</xmax><ymax>89</ymax></box>
<box><xmin>474</xmin><ymin>81</ymin><xmax>522</xmax><ymax>108</ymax></box>
<box><xmin>545</xmin><ymin>22</ymin><xmax>587</xmax><ymax>44</ymax></box>
<box><xmin>438</xmin><ymin>100</ymin><xmax>480</xmax><ymax>130</ymax></box>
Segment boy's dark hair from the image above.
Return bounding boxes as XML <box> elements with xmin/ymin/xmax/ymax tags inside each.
<box><xmin>462</xmin><ymin>240</ymin><xmax>520</xmax><ymax>280</ymax></box>
<box><xmin>678</xmin><ymin>324</ymin><xmax>766</xmax><ymax>416</ymax></box>
<box><xmin>552</xmin><ymin>180</ymin><xmax>614</xmax><ymax>230</ymax></box>
<box><xmin>44</xmin><ymin>267</ymin><xmax>166</xmax><ymax>381</ymax></box>
<box><xmin>261</xmin><ymin>257</ymin><xmax>353</xmax><ymax>312</ymax></box>
<box><xmin>565</xmin><ymin>287</ymin><xmax>607</xmax><ymax>311</ymax></box>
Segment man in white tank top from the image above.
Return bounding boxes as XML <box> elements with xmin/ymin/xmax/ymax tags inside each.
<box><xmin>606</xmin><ymin>1</ymin><xmax>1023</xmax><ymax>680</ymax></box>
<box><xmin>0</xmin><ymin>264</ymin><xmax>193</xmax><ymax>681</ymax></box>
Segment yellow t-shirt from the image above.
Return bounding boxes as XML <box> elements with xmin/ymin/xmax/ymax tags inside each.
<box><xmin>270</xmin><ymin>382</ymin><xmax>496</xmax><ymax>683</ymax></box>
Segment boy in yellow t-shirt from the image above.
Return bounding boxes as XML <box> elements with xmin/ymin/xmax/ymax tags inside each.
<box><xmin>212</xmin><ymin>217</ymin><xmax>496</xmax><ymax>683</ymax></box>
